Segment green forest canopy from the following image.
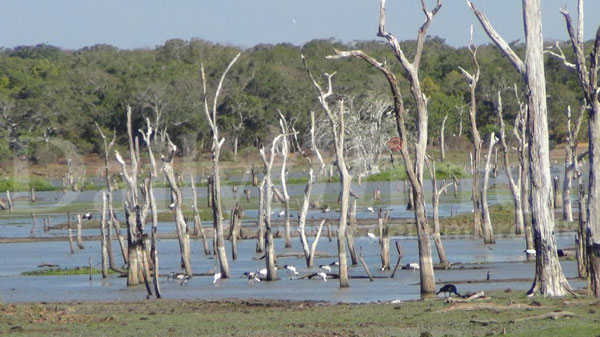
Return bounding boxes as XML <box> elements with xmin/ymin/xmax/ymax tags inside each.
<box><xmin>0</xmin><ymin>36</ymin><xmax>590</xmax><ymax>163</ymax></box>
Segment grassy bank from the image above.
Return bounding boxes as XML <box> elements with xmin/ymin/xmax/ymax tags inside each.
<box><xmin>1</xmin><ymin>291</ymin><xmax>598</xmax><ymax>336</ymax></box>
<box><xmin>22</xmin><ymin>267</ymin><xmax>115</xmax><ymax>276</ymax></box>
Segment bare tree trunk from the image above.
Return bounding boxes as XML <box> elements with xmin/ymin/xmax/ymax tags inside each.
<box><xmin>326</xmin><ymin>0</ymin><xmax>439</xmax><ymax>294</ymax></box>
<box><xmin>469</xmin><ymin>0</ymin><xmax>572</xmax><ymax>296</ymax></box>
<box><xmin>100</xmin><ymin>192</ymin><xmax>109</xmax><ymax>278</ymax></box>
<box><xmin>577</xmin><ymin>183</ymin><xmax>588</xmax><ymax>278</ymax></box>
<box><xmin>380</xmin><ymin>210</ymin><xmax>391</xmax><ymax>271</ymax></box>
<box><xmin>148</xmin><ymin>181</ymin><xmax>161</xmax><ymax>298</ymax></box>
<box><xmin>497</xmin><ymin>91</ymin><xmax>525</xmax><ymax>235</ymax></box>
<box><xmin>67</xmin><ymin>212</ymin><xmax>74</xmax><ymax>254</ymax></box>
<box><xmin>190</xmin><ymin>175</ymin><xmax>210</xmax><ymax>255</ymax></box>
<box><xmin>230</xmin><ymin>203</ymin><xmax>242</xmax><ymax>260</ymax></box>
<box><xmin>30</xmin><ymin>187</ymin><xmax>36</xmax><ymax>203</ymax></box>
<box><xmin>199</xmin><ymin>56</ymin><xmax>239</xmax><ymax>279</ymax></box>
<box><xmin>278</xmin><ymin>113</ymin><xmax>292</xmax><ymax>248</ymax></box>
<box><xmin>555</xmin><ymin>3</ymin><xmax>600</xmax><ymax>295</ymax></box>
<box><xmin>428</xmin><ymin>159</ymin><xmax>451</xmax><ymax>267</ymax></box>
<box><xmin>440</xmin><ymin>114</ymin><xmax>447</xmax><ymax>162</ymax></box>
<box><xmin>109</xmin><ymin>193</ymin><xmax>127</xmax><ymax>265</ymax></box>
<box><xmin>76</xmin><ymin>214</ymin><xmax>84</xmax><ymax>249</ymax></box>
<box><xmin>359</xmin><ymin>248</ymin><xmax>374</xmax><ymax>281</ymax></box>
<box><xmin>162</xmin><ymin>140</ymin><xmax>192</xmax><ymax>276</ymax></box>
<box><xmin>458</xmin><ymin>27</ymin><xmax>483</xmax><ymax>238</ymax></box>
<box><xmin>553</xmin><ymin>177</ymin><xmax>563</xmax><ymax>209</ymax></box>
<box><xmin>347</xmin><ymin>198</ymin><xmax>358</xmax><ymax>265</ymax></box>
<box><xmin>303</xmin><ymin>59</ymin><xmax>352</xmax><ymax>288</ymax></box>
<box><xmin>6</xmin><ymin>190</ymin><xmax>13</xmax><ymax>212</ymax></box>
<box><xmin>256</xmin><ymin>177</ymin><xmax>266</xmax><ymax>253</ymax></box>
<box><xmin>481</xmin><ymin>133</ymin><xmax>498</xmax><ymax>244</ymax></box>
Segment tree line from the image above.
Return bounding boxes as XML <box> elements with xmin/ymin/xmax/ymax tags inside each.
<box><xmin>0</xmin><ymin>34</ymin><xmax>591</xmax><ymax>162</ymax></box>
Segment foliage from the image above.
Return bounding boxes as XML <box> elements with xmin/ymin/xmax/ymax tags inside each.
<box><xmin>0</xmin><ymin>176</ymin><xmax>56</xmax><ymax>191</ymax></box>
<box><xmin>22</xmin><ymin>266</ymin><xmax>115</xmax><ymax>276</ymax></box>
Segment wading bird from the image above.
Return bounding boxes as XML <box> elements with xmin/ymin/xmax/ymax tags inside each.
<box><xmin>82</xmin><ymin>213</ymin><xmax>93</xmax><ymax>220</ymax></box>
<box><xmin>283</xmin><ymin>264</ymin><xmax>299</xmax><ymax>276</ymax></box>
<box><xmin>213</xmin><ymin>272</ymin><xmax>222</xmax><ymax>284</ymax></box>
<box><xmin>316</xmin><ymin>271</ymin><xmax>327</xmax><ymax>282</ymax></box>
<box><xmin>319</xmin><ymin>265</ymin><xmax>331</xmax><ymax>273</ymax></box>
<box><xmin>436</xmin><ymin>284</ymin><xmax>461</xmax><ymax>298</ymax></box>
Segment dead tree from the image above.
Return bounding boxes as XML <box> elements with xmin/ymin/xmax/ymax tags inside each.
<box><xmin>278</xmin><ymin>112</ymin><xmax>293</xmax><ymax>248</ymax></box>
<box><xmin>496</xmin><ymin>91</ymin><xmax>525</xmax><ymax>235</ymax></box>
<box><xmin>229</xmin><ymin>203</ymin><xmax>242</xmax><ymax>260</ymax></box>
<box><xmin>553</xmin><ymin>1</ymin><xmax>600</xmax><ymax>296</ymax></box>
<box><xmin>458</xmin><ymin>25</ymin><xmax>483</xmax><ymax>237</ymax></box>
<box><xmin>303</xmin><ymin>58</ymin><xmax>352</xmax><ymax>288</ymax></box>
<box><xmin>481</xmin><ymin>132</ymin><xmax>498</xmax><ymax>244</ymax></box>
<box><xmin>440</xmin><ymin>114</ymin><xmax>448</xmax><ymax>161</ymax></box>
<box><xmin>67</xmin><ymin>212</ymin><xmax>74</xmax><ymax>254</ymax></box>
<box><xmin>161</xmin><ymin>138</ymin><xmax>192</xmax><ymax>276</ymax></box>
<box><xmin>380</xmin><ymin>210</ymin><xmax>391</xmax><ymax>271</ymax></box>
<box><xmin>577</xmin><ymin>183</ymin><xmax>588</xmax><ymax>278</ymax></box>
<box><xmin>6</xmin><ymin>191</ymin><xmax>13</xmax><ymax>212</ymax></box>
<box><xmin>553</xmin><ymin>177</ymin><xmax>563</xmax><ymax>209</ymax></box>
<box><xmin>427</xmin><ymin>158</ymin><xmax>452</xmax><ymax>267</ymax></box>
<box><xmin>562</xmin><ymin>104</ymin><xmax>585</xmax><ymax>221</ymax></box>
<box><xmin>326</xmin><ymin>0</ymin><xmax>441</xmax><ymax>294</ymax></box>
<box><xmin>256</xmin><ymin>172</ymin><xmax>266</xmax><ymax>253</ymax></box>
<box><xmin>139</xmin><ymin>118</ymin><xmax>162</xmax><ymax>298</ymax></box>
<box><xmin>513</xmin><ymin>87</ymin><xmax>535</xmax><ymax>253</ymax></box>
<box><xmin>347</xmin><ymin>198</ymin><xmax>359</xmax><ymax>265</ymax></box>
<box><xmin>100</xmin><ymin>192</ymin><xmax>109</xmax><ymax>278</ymax></box>
<box><xmin>469</xmin><ymin>0</ymin><xmax>572</xmax><ymax>296</ymax></box>
<box><xmin>76</xmin><ymin>214</ymin><xmax>84</xmax><ymax>249</ymax></box>
<box><xmin>96</xmin><ymin>122</ymin><xmax>126</xmax><ymax>267</ymax></box>
<box><xmin>190</xmin><ymin>175</ymin><xmax>210</xmax><ymax>255</ymax></box>
<box><xmin>199</xmin><ymin>54</ymin><xmax>240</xmax><ymax>278</ymax></box>
<box><xmin>115</xmin><ymin>106</ymin><xmax>151</xmax><ymax>291</ymax></box>
<box><xmin>259</xmin><ymin>134</ymin><xmax>284</xmax><ymax>281</ymax></box>
<box><xmin>310</xmin><ymin>111</ymin><xmax>327</xmax><ymax>174</ymax></box>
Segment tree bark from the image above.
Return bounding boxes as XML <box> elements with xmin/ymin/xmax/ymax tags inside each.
<box><xmin>190</xmin><ymin>175</ymin><xmax>210</xmax><ymax>255</ymax></box>
<box><xmin>440</xmin><ymin>114</ymin><xmax>447</xmax><ymax>162</ymax></box>
<box><xmin>100</xmin><ymin>192</ymin><xmax>109</xmax><ymax>278</ymax></box>
<box><xmin>428</xmin><ymin>159</ymin><xmax>451</xmax><ymax>266</ymax></box>
<box><xmin>553</xmin><ymin>177</ymin><xmax>563</xmax><ymax>209</ymax></box>
<box><xmin>278</xmin><ymin>113</ymin><xmax>292</xmax><ymax>248</ymax></box>
<box><xmin>67</xmin><ymin>212</ymin><xmax>74</xmax><ymax>254</ymax></box>
<box><xmin>347</xmin><ymin>198</ymin><xmax>358</xmax><ymax>265</ymax></box>
<box><xmin>76</xmin><ymin>214</ymin><xmax>84</xmax><ymax>249</ymax></box>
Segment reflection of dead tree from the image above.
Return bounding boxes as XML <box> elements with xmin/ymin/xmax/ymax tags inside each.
<box><xmin>303</xmin><ymin>57</ymin><xmax>351</xmax><ymax>288</ymax></box>
<box><xmin>199</xmin><ymin>54</ymin><xmax>240</xmax><ymax>279</ymax></box>
<box><xmin>327</xmin><ymin>0</ymin><xmax>440</xmax><ymax>295</ymax></box>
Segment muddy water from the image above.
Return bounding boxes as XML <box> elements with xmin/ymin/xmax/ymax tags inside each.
<box><xmin>0</xmin><ymin>233</ymin><xmax>586</xmax><ymax>303</ymax></box>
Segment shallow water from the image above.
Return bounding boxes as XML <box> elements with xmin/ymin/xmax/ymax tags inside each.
<box><xmin>0</xmin><ymin>233</ymin><xmax>586</xmax><ymax>303</ymax></box>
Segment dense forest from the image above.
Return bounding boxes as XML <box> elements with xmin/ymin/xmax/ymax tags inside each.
<box><xmin>0</xmin><ymin>36</ymin><xmax>589</xmax><ymax>163</ymax></box>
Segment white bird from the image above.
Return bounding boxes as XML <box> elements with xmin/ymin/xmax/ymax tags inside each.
<box><xmin>319</xmin><ymin>265</ymin><xmax>331</xmax><ymax>273</ymax></box>
<box><xmin>366</xmin><ymin>207</ymin><xmax>375</xmax><ymax>213</ymax></box>
<box><xmin>179</xmin><ymin>275</ymin><xmax>191</xmax><ymax>286</ymax></box>
<box><xmin>244</xmin><ymin>271</ymin><xmax>260</xmax><ymax>283</ymax></box>
<box><xmin>213</xmin><ymin>272</ymin><xmax>222</xmax><ymax>284</ymax></box>
<box><xmin>258</xmin><ymin>268</ymin><xmax>267</xmax><ymax>277</ymax></box>
<box><xmin>283</xmin><ymin>264</ymin><xmax>299</xmax><ymax>275</ymax></box>
<box><xmin>278</xmin><ymin>210</ymin><xmax>285</xmax><ymax>217</ymax></box>
<box><xmin>524</xmin><ymin>249</ymin><xmax>536</xmax><ymax>256</ymax></box>
<box><xmin>329</xmin><ymin>261</ymin><xmax>339</xmax><ymax>266</ymax></box>
<box><xmin>322</xmin><ymin>206</ymin><xmax>330</xmax><ymax>213</ymax></box>
<box><xmin>367</xmin><ymin>232</ymin><xmax>377</xmax><ymax>240</ymax></box>
<box><xmin>316</xmin><ymin>271</ymin><xmax>327</xmax><ymax>282</ymax></box>
<box><xmin>408</xmin><ymin>263</ymin><xmax>420</xmax><ymax>271</ymax></box>
<box><xmin>82</xmin><ymin>213</ymin><xmax>93</xmax><ymax>220</ymax></box>
<box><xmin>169</xmin><ymin>202</ymin><xmax>176</xmax><ymax>210</ymax></box>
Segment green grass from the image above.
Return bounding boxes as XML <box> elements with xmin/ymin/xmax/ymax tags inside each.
<box><xmin>1</xmin><ymin>291</ymin><xmax>599</xmax><ymax>336</ymax></box>
<box><xmin>0</xmin><ymin>176</ymin><xmax>57</xmax><ymax>192</ymax></box>
<box><xmin>22</xmin><ymin>267</ymin><xmax>115</xmax><ymax>276</ymax></box>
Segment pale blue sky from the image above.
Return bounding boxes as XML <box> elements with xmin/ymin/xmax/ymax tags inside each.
<box><xmin>1</xmin><ymin>1</ymin><xmax>598</xmax><ymax>50</ymax></box>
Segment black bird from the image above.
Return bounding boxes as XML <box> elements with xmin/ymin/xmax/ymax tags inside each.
<box><xmin>82</xmin><ymin>213</ymin><xmax>93</xmax><ymax>220</ymax></box>
<box><xmin>436</xmin><ymin>284</ymin><xmax>461</xmax><ymax>298</ymax></box>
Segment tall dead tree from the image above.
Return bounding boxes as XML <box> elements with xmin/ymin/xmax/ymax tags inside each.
<box><xmin>458</xmin><ymin>25</ymin><xmax>483</xmax><ymax>237</ymax></box>
<box><xmin>199</xmin><ymin>54</ymin><xmax>240</xmax><ymax>279</ymax></box>
<box><xmin>554</xmin><ymin>1</ymin><xmax>600</xmax><ymax>296</ymax></box>
<box><xmin>162</xmin><ymin>137</ymin><xmax>192</xmax><ymax>276</ymax></box>
<box><xmin>327</xmin><ymin>0</ymin><xmax>440</xmax><ymax>295</ymax></box>
<box><xmin>469</xmin><ymin>0</ymin><xmax>572</xmax><ymax>296</ymax></box>
<box><xmin>440</xmin><ymin>114</ymin><xmax>448</xmax><ymax>162</ymax></box>
<box><xmin>100</xmin><ymin>192</ymin><xmax>109</xmax><ymax>278</ymax></box>
<box><xmin>259</xmin><ymin>134</ymin><xmax>284</xmax><ymax>281</ymax></box>
<box><xmin>96</xmin><ymin>123</ymin><xmax>127</xmax><ymax>267</ymax></box>
<box><xmin>481</xmin><ymin>132</ymin><xmax>498</xmax><ymax>244</ymax></box>
<box><xmin>496</xmin><ymin>91</ymin><xmax>525</xmax><ymax>235</ymax></box>
<box><xmin>278</xmin><ymin>112</ymin><xmax>293</xmax><ymax>248</ymax></box>
<box><xmin>114</xmin><ymin>106</ymin><xmax>152</xmax><ymax>294</ymax></box>
<box><xmin>303</xmin><ymin>58</ymin><xmax>352</xmax><ymax>288</ymax></box>
<box><xmin>427</xmin><ymin>158</ymin><xmax>451</xmax><ymax>267</ymax></box>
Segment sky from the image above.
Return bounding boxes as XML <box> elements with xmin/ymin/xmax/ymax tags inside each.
<box><xmin>0</xmin><ymin>1</ymin><xmax>598</xmax><ymax>50</ymax></box>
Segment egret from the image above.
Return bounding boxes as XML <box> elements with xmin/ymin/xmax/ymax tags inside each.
<box><xmin>407</xmin><ymin>263</ymin><xmax>420</xmax><ymax>271</ymax></box>
<box><xmin>316</xmin><ymin>271</ymin><xmax>327</xmax><ymax>282</ymax></box>
<box><xmin>278</xmin><ymin>210</ymin><xmax>285</xmax><ymax>217</ymax></box>
<box><xmin>283</xmin><ymin>264</ymin><xmax>299</xmax><ymax>275</ymax></box>
<box><xmin>524</xmin><ymin>249</ymin><xmax>536</xmax><ymax>256</ymax></box>
<box><xmin>366</xmin><ymin>207</ymin><xmax>375</xmax><ymax>213</ymax></box>
<box><xmin>367</xmin><ymin>232</ymin><xmax>377</xmax><ymax>240</ymax></box>
<box><xmin>213</xmin><ymin>272</ymin><xmax>222</xmax><ymax>284</ymax></box>
<box><xmin>319</xmin><ymin>265</ymin><xmax>331</xmax><ymax>273</ymax></box>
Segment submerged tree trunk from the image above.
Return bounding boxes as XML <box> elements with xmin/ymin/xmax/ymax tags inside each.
<box><xmin>428</xmin><ymin>159</ymin><xmax>451</xmax><ymax>267</ymax></box>
<box><xmin>347</xmin><ymin>198</ymin><xmax>358</xmax><ymax>265</ymax></box>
